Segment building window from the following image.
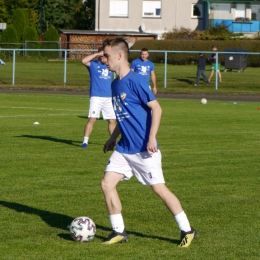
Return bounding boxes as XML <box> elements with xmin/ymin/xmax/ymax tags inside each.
<box><xmin>236</xmin><ymin>4</ymin><xmax>246</xmax><ymax>18</ymax></box>
<box><xmin>143</xmin><ymin>1</ymin><xmax>161</xmax><ymax>18</ymax></box>
<box><xmin>191</xmin><ymin>4</ymin><xmax>202</xmax><ymax>19</ymax></box>
<box><xmin>110</xmin><ymin>0</ymin><xmax>128</xmax><ymax>17</ymax></box>
<box><xmin>209</xmin><ymin>3</ymin><xmax>231</xmax><ymax>19</ymax></box>
<box><xmin>251</xmin><ymin>5</ymin><xmax>260</xmax><ymax>20</ymax></box>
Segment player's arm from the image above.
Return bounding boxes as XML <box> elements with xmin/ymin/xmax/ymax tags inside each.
<box><xmin>146</xmin><ymin>100</ymin><xmax>162</xmax><ymax>154</ymax></box>
<box><xmin>130</xmin><ymin>60</ymin><xmax>135</xmax><ymax>72</ymax></box>
<box><xmin>103</xmin><ymin>124</ymin><xmax>121</xmax><ymax>153</ymax></box>
<box><xmin>151</xmin><ymin>71</ymin><xmax>157</xmax><ymax>95</ymax></box>
<box><xmin>82</xmin><ymin>50</ymin><xmax>104</xmax><ymax>67</ymax></box>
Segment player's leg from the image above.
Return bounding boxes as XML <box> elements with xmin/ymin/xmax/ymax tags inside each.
<box><xmin>82</xmin><ymin>117</ymin><xmax>96</xmax><ymax>148</ymax></box>
<box><xmin>218</xmin><ymin>70</ymin><xmax>222</xmax><ymax>82</ymax></box>
<box><xmin>151</xmin><ymin>186</ymin><xmax>197</xmax><ymax>248</ymax></box>
<box><xmin>108</xmin><ymin>119</ymin><xmax>117</xmax><ymax>135</ymax></box>
<box><xmin>195</xmin><ymin>70</ymin><xmax>200</xmax><ymax>86</ymax></box>
<box><xmin>101</xmin><ymin>97</ymin><xmax>117</xmax><ymax>135</ymax></box>
<box><xmin>81</xmin><ymin>97</ymin><xmax>101</xmax><ymax>148</ymax></box>
<box><xmin>129</xmin><ymin>151</ymin><xmax>197</xmax><ymax>248</ymax></box>
<box><xmin>208</xmin><ymin>69</ymin><xmax>214</xmax><ymax>82</ymax></box>
<box><xmin>202</xmin><ymin>70</ymin><xmax>210</xmax><ymax>84</ymax></box>
<box><xmin>101</xmin><ymin>151</ymin><xmax>133</xmax><ymax>244</ymax></box>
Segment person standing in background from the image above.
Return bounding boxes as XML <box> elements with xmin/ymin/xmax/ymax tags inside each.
<box><xmin>208</xmin><ymin>45</ymin><xmax>222</xmax><ymax>83</ymax></box>
<box><xmin>130</xmin><ymin>48</ymin><xmax>157</xmax><ymax>95</ymax></box>
<box><xmin>81</xmin><ymin>47</ymin><xmax>116</xmax><ymax>149</ymax></box>
<box><xmin>195</xmin><ymin>53</ymin><xmax>210</xmax><ymax>86</ymax></box>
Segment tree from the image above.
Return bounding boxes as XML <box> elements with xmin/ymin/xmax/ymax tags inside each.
<box><xmin>23</xmin><ymin>26</ymin><xmax>39</xmax><ymax>41</ymax></box>
<box><xmin>0</xmin><ymin>25</ymin><xmax>18</xmax><ymax>43</ymax></box>
<box><xmin>74</xmin><ymin>0</ymin><xmax>95</xmax><ymax>29</ymax></box>
<box><xmin>44</xmin><ymin>24</ymin><xmax>59</xmax><ymax>41</ymax></box>
<box><xmin>39</xmin><ymin>0</ymin><xmax>95</xmax><ymax>32</ymax></box>
<box><xmin>12</xmin><ymin>8</ymin><xmax>28</xmax><ymax>41</ymax></box>
<box><xmin>4</xmin><ymin>0</ymin><xmax>39</xmax><ymax>27</ymax></box>
<box><xmin>0</xmin><ymin>0</ymin><xmax>8</xmax><ymax>23</ymax></box>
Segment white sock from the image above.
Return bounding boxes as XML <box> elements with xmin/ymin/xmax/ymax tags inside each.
<box><xmin>174</xmin><ymin>211</ymin><xmax>191</xmax><ymax>232</ymax></box>
<box><xmin>83</xmin><ymin>137</ymin><xmax>89</xmax><ymax>144</ymax></box>
<box><xmin>109</xmin><ymin>214</ymin><xmax>124</xmax><ymax>233</ymax></box>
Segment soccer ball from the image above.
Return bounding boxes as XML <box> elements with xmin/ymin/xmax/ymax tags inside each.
<box><xmin>201</xmin><ymin>98</ymin><xmax>207</xmax><ymax>105</ymax></box>
<box><xmin>70</xmin><ymin>216</ymin><xmax>96</xmax><ymax>242</ymax></box>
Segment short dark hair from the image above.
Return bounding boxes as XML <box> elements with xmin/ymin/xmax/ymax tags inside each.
<box><xmin>97</xmin><ymin>46</ymin><xmax>103</xmax><ymax>52</ymax></box>
<box><xmin>103</xmin><ymin>38</ymin><xmax>129</xmax><ymax>58</ymax></box>
<box><xmin>141</xmin><ymin>47</ymin><xmax>149</xmax><ymax>52</ymax></box>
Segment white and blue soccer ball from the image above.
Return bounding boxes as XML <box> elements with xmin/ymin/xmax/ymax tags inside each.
<box><xmin>70</xmin><ymin>216</ymin><xmax>96</xmax><ymax>242</ymax></box>
<box><xmin>201</xmin><ymin>98</ymin><xmax>207</xmax><ymax>105</ymax></box>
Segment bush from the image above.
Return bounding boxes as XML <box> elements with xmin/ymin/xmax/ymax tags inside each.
<box><xmin>23</xmin><ymin>26</ymin><xmax>39</xmax><ymax>41</ymax></box>
<box><xmin>131</xmin><ymin>40</ymin><xmax>260</xmax><ymax>67</ymax></box>
<box><xmin>162</xmin><ymin>23</ymin><xmax>237</xmax><ymax>41</ymax></box>
<box><xmin>44</xmin><ymin>25</ymin><xmax>59</xmax><ymax>41</ymax></box>
<box><xmin>0</xmin><ymin>25</ymin><xmax>19</xmax><ymax>44</ymax></box>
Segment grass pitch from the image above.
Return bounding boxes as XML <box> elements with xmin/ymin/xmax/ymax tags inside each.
<box><xmin>1</xmin><ymin>61</ymin><xmax>260</xmax><ymax>96</ymax></box>
<box><xmin>0</xmin><ymin>93</ymin><xmax>259</xmax><ymax>259</ymax></box>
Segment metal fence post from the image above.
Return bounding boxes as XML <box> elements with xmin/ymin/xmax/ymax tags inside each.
<box><xmin>12</xmin><ymin>50</ymin><xmax>16</xmax><ymax>85</ymax></box>
<box><xmin>64</xmin><ymin>50</ymin><xmax>67</xmax><ymax>85</ymax></box>
<box><xmin>215</xmin><ymin>53</ymin><xmax>219</xmax><ymax>90</ymax></box>
<box><xmin>164</xmin><ymin>51</ymin><xmax>167</xmax><ymax>88</ymax></box>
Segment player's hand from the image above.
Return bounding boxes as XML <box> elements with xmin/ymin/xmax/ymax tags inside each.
<box><xmin>153</xmin><ymin>88</ymin><xmax>157</xmax><ymax>95</ymax></box>
<box><xmin>147</xmin><ymin>138</ymin><xmax>158</xmax><ymax>154</ymax></box>
<box><xmin>103</xmin><ymin>139</ymin><xmax>116</xmax><ymax>153</ymax></box>
<box><xmin>97</xmin><ymin>50</ymin><xmax>104</xmax><ymax>57</ymax></box>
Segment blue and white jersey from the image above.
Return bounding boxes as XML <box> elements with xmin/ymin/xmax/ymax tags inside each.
<box><xmin>111</xmin><ymin>71</ymin><xmax>156</xmax><ymax>154</ymax></box>
<box><xmin>130</xmin><ymin>58</ymin><xmax>155</xmax><ymax>85</ymax></box>
<box><xmin>87</xmin><ymin>61</ymin><xmax>112</xmax><ymax>97</ymax></box>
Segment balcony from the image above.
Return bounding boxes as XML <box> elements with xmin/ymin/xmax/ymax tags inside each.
<box><xmin>211</xmin><ymin>19</ymin><xmax>260</xmax><ymax>33</ymax></box>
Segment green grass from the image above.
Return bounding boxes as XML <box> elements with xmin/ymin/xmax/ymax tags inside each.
<box><xmin>0</xmin><ymin>93</ymin><xmax>260</xmax><ymax>259</ymax></box>
<box><xmin>1</xmin><ymin>61</ymin><xmax>260</xmax><ymax>95</ymax></box>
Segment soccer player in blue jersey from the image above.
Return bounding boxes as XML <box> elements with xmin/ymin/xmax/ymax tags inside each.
<box><xmin>130</xmin><ymin>48</ymin><xmax>157</xmax><ymax>94</ymax></box>
<box><xmin>100</xmin><ymin>38</ymin><xmax>197</xmax><ymax>247</ymax></box>
<box><xmin>81</xmin><ymin>47</ymin><xmax>116</xmax><ymax>148</ymax></box>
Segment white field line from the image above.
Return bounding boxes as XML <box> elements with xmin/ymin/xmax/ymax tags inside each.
<box><xmin>0</xmin><ymin>106</ymin><xmax>86</xmax><ymax>112</ymax></box>
<box><xmin>0</xmin><ymin>106</ymin><xmax>86</xmax><ymax>118</ymax></box>
<box><xmin>0</xmin><ymin>113</ymin><xmax>82</xmax><ymax>118</ymax></box>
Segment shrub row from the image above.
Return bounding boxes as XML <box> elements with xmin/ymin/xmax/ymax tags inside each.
<box><xmin>130</xmin><ymin>40</ymin><xmax>260</xmax><ymax>67</ymax></box>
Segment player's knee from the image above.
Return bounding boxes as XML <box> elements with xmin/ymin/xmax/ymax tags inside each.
<box><xmin>150</xmin><ymin>183</ymin><xmax>165</xmax><ymax>197</ymax></box>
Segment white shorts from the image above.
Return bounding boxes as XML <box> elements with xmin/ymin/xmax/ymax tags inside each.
<box><xmin>88</xmin><ymin>97</ymin><xmax>116</xmax><ymax>120</ymax></box>
<box><xmin>105</xmin><ymin>150</ymin><xmax>165</xmax><ymax>185</ymax></box>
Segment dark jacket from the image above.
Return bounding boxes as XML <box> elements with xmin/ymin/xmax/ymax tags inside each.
<box><xmin>197</xmin><ymin>56</ymin><xmax>207</xmax><ymax>70</ymax></box>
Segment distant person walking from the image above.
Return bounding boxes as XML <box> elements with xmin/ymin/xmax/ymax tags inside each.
<box><xmin>208</xmin><ymin>45</ymin><xmax>222</xmax><ymax>83</ymax></box>
<box><xmin>81</xmin><ymin>47</ymin><xmax>116</xmax><ymax>149</ymax></box>
<box><xmin>130</xmin><ymin>48</ymin><xmax>157</xmax><ymax>95</ymax></box>
<box><xmin>195</xmin><ymin>53</ymin><xmax>210</xmax><ymax>86</ymax></box>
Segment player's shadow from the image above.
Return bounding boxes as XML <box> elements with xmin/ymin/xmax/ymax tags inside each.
<box><xmin>18</xmin><ymin>135</ymin><xmax>105</xmax><ymax>147</ymax></box>
<box><xmin>0</xmin><ymin>200</ymin><xmax>179</xmax><ymax>244</ymax></box>
<box><xmin>17</xmin><ymin>135</ymin><xmax>80</xmax><ymax>147</ymax></box>
<box><xmin>42</xmin><ymin>79</ymin><xmax>56</xmax><ymax>85</ymax></box>
<box><xmin>172</xmin><ymin>77</ymin><xmax>194</xmax><ymax>85</ymax></box>
<box><xmin>77</xmin><ymin>116</ymin><xmax>104</xmax><ymax>120</ymax></box>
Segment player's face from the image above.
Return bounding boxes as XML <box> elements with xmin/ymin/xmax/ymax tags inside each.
<box><xmin>104</xmin><ymin>46</ymin><xmax>117</xmax><ymax>72</ymax></box>
<box><xmin>141</xmin><ymin>51</ymin><xmax>149</xmax><ymax>61</ymax></box>
<box><xmin>99</xmin><ymin>55</ymin><xmax>108</xmax><ymax>65</ymax></box>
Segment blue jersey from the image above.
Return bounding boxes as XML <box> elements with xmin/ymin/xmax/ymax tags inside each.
<box><xmin>130</xmin><ymin>58</ymin><xmax>155</xmax><ymax>85</ymax></box>
<box><xmin>111</xmin><ymin>71</ymin><xmax>156</xmax><ymax>154</ymax></box>
<box><xmin>87</xmin><ymin>61</ymin><xmax>112</xmax><ymax>97</ymax></box>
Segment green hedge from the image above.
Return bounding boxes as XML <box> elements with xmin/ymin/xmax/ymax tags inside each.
<box><xmin>130</xmin><ymin>40</ymin><xmax>260</xmax><ymax>67</ymax></box>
